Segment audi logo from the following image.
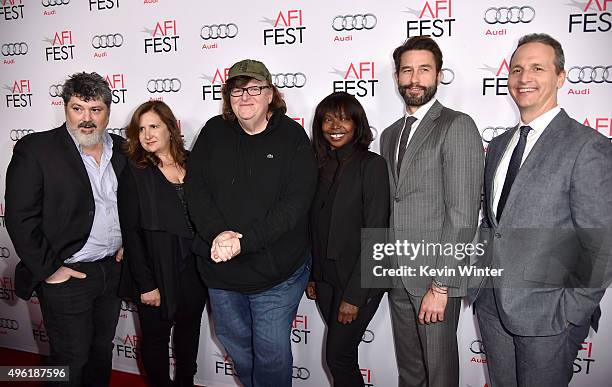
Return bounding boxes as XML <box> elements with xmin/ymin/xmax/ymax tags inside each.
<box><xmin>292</xmin><ymin>366</ymin><xmax>310</xmax><ymax>380</ymax></box>
<box><xmin>441</xmin><ymin>68</ymin><xmax>455</xmax><ymax>85</ymax></box>
<box><xmin>370</xmin><ymin>126</ymin><xmax>378</xmax><ymax>141</ymax></box>
<box><xmin>0</xmin><ymin>247</ymin><xmax>9</xmax><ymax>259</ymax></box>
<box><xmin>566</xmin><ymin>66</ymin><xmax>612</xmax><ymax>84</ymax></box>
<box><xmin>41</xmin><ymin>0</ymin><xmax>70</xmax><ymax>6</ymax></box>
<box><xmin>147</xmin><ymin>78</ymin><xmax>182</xmax><ymax>93</ymax></box>
<box><xmin>271</xmin><ymin>73</ymin><xmax>307</xmax><ymax>88</ymax></box>
<box><xmin>481</xmin><ymin>126</ymin><xmax>510</xmax><ymax>143</ymax></box>
<box><xmin>49</xmin><ymin>84</ymin><xmax>64</xmax><ymax>98</ymax></box>
<box><xmin>91</xmin><ymin>34</ymin><xmax>124</xmax><ymax>49</ymax></box>
<box><xmin>1</xmin><ymin>43</ymin><xmax>28</xmax><ymax>56</ymax></box>
<box><xmin>120</xmin><ymin>301</ymin><xmax>138</xmax><ymax>313</ymax></box>
<box><xmin>361</xmin><ymin>329</ymin><xmax>375</xmax><ymax>343</ymax></box>
<box><xmin>484</xmin><ymin>6</ymin><xmax>535</xmax><ymax>24</ymax></box>
<box><xmin>200</xmin><ymin>23</ymin><xmax>239</xmax><ymax>40</ymax></box>
<box><xmin>10</xmin><ymin>129</ymin><xmax>35</xmax><ymax>141</ymax></box>
<box><xmin>107</xmin><ymin>128</ymin><xmax>126</xmax><ymax>138</ymax></box>
<box><xmin>0</xmin><ymin>318</ymin><xmax>19</xmax><ymax>330</ymax></box>
<box><xmin>470</xmin><ymin>339</ymin><xmax>485</xmax><ymax>354</ymax></box>
<box><xmin>332</xmin><ymin>13</ymin><xmax>377</xmax><ymax>31</ymax></box>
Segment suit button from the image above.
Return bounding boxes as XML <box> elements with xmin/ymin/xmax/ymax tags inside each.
<box><xmin>494</xmin><ymin>233</ymin><xmax>501</xmax><ymax>239</ymax></box>
<box><xmin>394</xmin><ymin>197</ymin><xmax>400</xmax><ymax>202</ymax></box>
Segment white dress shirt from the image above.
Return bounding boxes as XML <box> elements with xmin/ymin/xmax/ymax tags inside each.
<box><xmin>395</xmin><ymin>97</ymin><xmax>438</xmax><ymax>164</ymax></box>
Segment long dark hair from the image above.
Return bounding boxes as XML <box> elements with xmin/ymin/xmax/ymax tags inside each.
<box><xmin>124</xmin><ymin>101</ymin><xmax>187</xmax><ymax>169</ymax></box>
<box><xmin>311</xmin><ymin>92</ymin><xmax>373</xmax><ymax>165</ymax></box>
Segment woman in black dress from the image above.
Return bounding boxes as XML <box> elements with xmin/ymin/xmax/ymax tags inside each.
<box><xmin>118</xmin><ymin>101</ymin><xmax>207</xmax><ymax>387</ymax></box>
<box><xmin>307</xmin><ymin>92</ymin><xmax>390</xmax><ymax>386</ymax></box>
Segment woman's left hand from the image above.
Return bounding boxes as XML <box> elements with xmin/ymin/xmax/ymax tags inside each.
<box><xmin>338</xmin><ymin>300</ymin><xmax>359</xmax><ymax>324</ymax></box>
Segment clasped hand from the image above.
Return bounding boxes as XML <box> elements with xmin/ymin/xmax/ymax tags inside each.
<box><xmin>210</xmin><ymin>231</ymin><xmax>242</xmax><ymax>263</ymax></box>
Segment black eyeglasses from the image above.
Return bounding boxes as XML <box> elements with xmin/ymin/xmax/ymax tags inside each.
<box><xmin>230</xmin><ymin>85</ymin><xmax>271</xmax><ymax>97</ymax></box>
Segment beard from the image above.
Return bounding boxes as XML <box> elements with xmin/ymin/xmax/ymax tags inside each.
<box><xmin>69</xmin><ymin>121</ymin><xmax>104</xmax><ymax>148</ymax></box>
<box><xmin>398</xmin><ymin>82</ymin><xmax>438</xmax><ymax>107</ymax></box>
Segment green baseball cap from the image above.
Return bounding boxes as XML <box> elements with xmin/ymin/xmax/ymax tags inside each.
<box><xmin>227</xmin><ymin>59</ymin><xmax>272</xmax><ymax>84</ymax></box>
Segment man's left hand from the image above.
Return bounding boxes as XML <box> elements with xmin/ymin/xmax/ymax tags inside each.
<box><xmin>418</xmin><ymin>287</ymin><xmax>448</xmax><ymax>324</ymax></box>
<box><xmin>338</xmin><ymin>300</ymin><xmax>359</xmax><ymax>324</ymax></box>
<box><xmin>115</xmin><ymin>247</ymin><xmax>124</xmax><ymax>262</ymax></box>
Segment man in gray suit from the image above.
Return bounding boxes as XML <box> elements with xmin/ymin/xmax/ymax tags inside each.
<box><xmin>472</xmin><ymin>33</ymin><xmax>612</xmax><ymax>387</ymax></box>
<box><xmin>380</xmin><ymin>36</ymin><xmax>484</xmax><ymax>387</ymax></box>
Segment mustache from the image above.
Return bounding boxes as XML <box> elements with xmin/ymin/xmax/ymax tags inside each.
<box><xmin>78</xmin><ymin>121</ymin><xmax>96</xmax><ymax>129</ymax></box>
<box><xmin>399</xmin><ymin>84</ymin><xmax>426</xmax><ymax>93</ymax></box>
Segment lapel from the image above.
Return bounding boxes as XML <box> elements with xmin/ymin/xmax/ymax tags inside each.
<box><xmin>109</xmin><ymin>134</ymin><xmax>127</xmax><ymax>179</ymax></box>
<box><xmin>485</xmin><ymin>126</ymin><xmax>516</xmax><ymax>228</ymax></box>
<box><xmin>497</xmin><ymin>110</ymin><xmax>568</xmax><ymax>226</ymax></box>
<box><xmin>386</xmin><ymin>117</ymin><xmax>404</xmax><ymax>187</ymax></box>
<box><xmin>57</xmin><ymin>124</ymin><xmax>94</xmax><ymax>195</ymax></box>
<box><xmin>397</xmin><ymin>100</ymin><xmax>443</xmax><ymax>190</ymax></box>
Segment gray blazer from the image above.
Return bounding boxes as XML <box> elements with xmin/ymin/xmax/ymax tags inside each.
<box><xmin>380</xmin><ymin>100</ymin><xmax>484</xmax><ymax>297</ymax></box>
<box><xmin>472</xmin><ymin>109</ymin><xmax>612</xmax><ymax>336</ymax></box>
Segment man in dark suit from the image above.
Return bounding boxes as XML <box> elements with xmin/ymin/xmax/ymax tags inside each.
<box><xmin>471</xmin><ymin>33</ymin><xmax>612</xmax><ymax>387</ymax></box>
<box><xmin>380</xmin><ymin>36</ymin><xmax>484</xmax><ymax>387</ymax></box>
<box><xmin>6</xmin><ymin>72</ymin><xmax>126</xmax><ymax>387</ymax></box>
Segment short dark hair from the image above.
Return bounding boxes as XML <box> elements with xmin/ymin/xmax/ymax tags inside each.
<box><xmin>511</xmin><ymin>33</ymin><xmax>565</xmax><ymax>75</ymax></box>
<box><xmin>311</xmin><ymin>92</ymin><xmax>373</xmax><ymax>165</ymax></box>
<box><xmin>221</xmin><ymin>75</ymin><xmax>286</xmax><ymax>121</ymax></box>
<box><xmin>124</xmin><ymin>101</ymin><xmax>187</xmax><ymax>169</ymax></box>
<box><xmin>61</xmin><ymin>72</ymin><xmax>112</xmax><ymax>108</ymax></box>
<box><xmin>393</xmin><ymin>36</ymin><xmax>443</xmax><ymax>74</ymax></box>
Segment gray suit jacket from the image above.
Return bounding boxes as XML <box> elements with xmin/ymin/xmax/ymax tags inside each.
<box><xmin>380</xmin><ymin>100</ymin><xmax>484</xmax><ymax>297</ymax></box>
<box><xmin>472</xmin><ymin>109</ymin><xmax>612</xmax><ymax>336</ymax></box>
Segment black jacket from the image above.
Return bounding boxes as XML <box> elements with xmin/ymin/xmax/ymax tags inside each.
<box><xmin>117</xmin><ymin>160</ymin><xmax>195</xmax><ymax>320</ymax></box>
<box><xmin>311</xmin><ymin>147</ymin><xmax>390</xmax><ymax>307</ymax></box>
<box><xmin>5</xmin><ymin>125</ymin><xmax>126</xmax><ymax>299</ymax></box>
<box><xmin>185</xmin><ymin>113</ymin><xmax>317</xmax><ymax>293</ymax></box>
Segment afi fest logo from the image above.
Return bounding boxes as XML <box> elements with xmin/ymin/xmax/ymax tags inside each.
<box><xmin>105</xmin><ymin>73</ymin><xmax>127</xmax><ymax>104</ymax></box>
<box><xmin>115</xmin><ymin>334</ymin><xmax>140</xmax><ymax>359</ymax></box>
<box><xmin>44</xmin><ymin>30</ymin><xmax>75</xmax><ymax>61</ymax></box>
<box><xmin>574</xmin><ymin>341</ymin><xmax>596</xmax><ymax>374</ymax></box>
<box><xmin>403</xmin><ymin>0</ymin><xmax>455</xmax><ymax>38</ymax></box>
<box><xmin>291</xmin><ymin>314</ymin><xmax>311</xmax><ymax>344</ymax></box>
<box><xmin>214</xmin><ymin>353</ymin><xmax>237</xmax><ymax>376</ymax></box>
<box><xmin>483</xmin><ymin>6</ymin><xmax>536</xmax><ymax>37</ymax></box>
<box><xmin>0</xmin><ymin>276</ymin><xmax>16</xmax><ymax>302</ymax></box>
<box><xmin>89</xmin><ymin>0</ymin><xmax>119</xmax><ymax>11</ymax></box>
<box><xmin>568</xmin><ymin>0</ymin><xmax>611</xmax><ymax>32</ymax></box>
<box><xmin>0</xmin><ymin>202</ymin><xmax>5</xmax><ymax>229</ymax></box>
<box><xmin>0</xmin><ymin>0</ymin><xmax>24</xmax><ymax>20</ymax></box>
<box><xmin>201</xmin><ymin>67</ymin><xmax>229</xmax><ymax>101</ymax></box>
<box><xmin>332</xmin><ymin>13</ymin><xmax>377</xmax><ymax>43</ymax></box>
<box><xmin>480</xmin><ymin>59</ymin><xmax>510</xmax><ymax>95</ymax></box>
<box><xmin>361</xmin><ymin>368</ymin><xmax>374</xmax><ymax>387</ymax></box>
<box><xmin>332</xmin><ymin>61</ymin><xmax>378</xmax><ymax>98</ymax></box>
<box><xmin>144</xmin><ymin>20</ymin><xmax>179</xmax><ymax>53</ymax></box>
<box><xmin>262</xmin><ymin>9</ymin><xmax>306</xmax><ymax>45</ymax></box>
<box><xmin>32</xmin><ymin>319</ymin><xmax>48</xmax><ymax>343</ymax></box>
<box><xmin>583</xmin><ymin>116</ymin><xmax>612</xmax><ymax>139</ymax></box>
<box><xmin>4</xmin><ymin>79</ymin><xmax>32</xmax><ymax>108</ymax></box>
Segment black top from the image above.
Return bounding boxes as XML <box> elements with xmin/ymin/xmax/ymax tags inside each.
<box><xmin>185</xmin><ymin>113</ymin><xmax>318</xmax><ymax>293</ymax></box>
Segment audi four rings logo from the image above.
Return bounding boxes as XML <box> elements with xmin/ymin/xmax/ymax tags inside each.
<box><xmin>10</xmin><ymin>129</ymin><xmax>35</xmax><ymax>141</ymax></box>
<box><xmin>470</xmin><ymin>340</ymin><xmax>485</xmax><ymax>354</ymax></box>
<box><xmin>292</xmin><ymin>366</ymin><xmax>310</xmax><ymax>380</ymax></box>
<box><xmin>0</xmin><ymin>318</ymin><xmax>19</xmax><ymax>330</ymax></box>
<box><xmin>0</xmin><ymin>247</ymin><xmax>9</xmax><ymax>259</ymax></box>
<box><xmin>147</xmin><ymin>78</ymin><xmax>182</xmax><ymax>93</ymax></box>
<box><xmin>566</xmin><ymin>66</ymin><xmax>612</xmax><ymax>84</ymax></box>
<box><xmin>42</xmin><ymin>0</ymin><xmax>70</xmax><ymax>6</ymax></box>
<box><xmin>484</xmin><ymin>6</ymin><xmax>535</xmax><ymax>24</ymax></box>
<box><xmin>1</xmin><ymin>43</ymin><xmax>28</xmax><ymax>56</ymax></box>
<box><xmin>332</xmin><ymin>14</ymin><xmax>377</xmax><ymax>31</ymax></box>
<box><xmin>49</xmin><ymin>84</ymin><xmax>63</xmax><ymax>97</ymax></box>
<box><xmin>272</xmin><ymin>73</ymin><xmax>307</xmax><ymax>88</ymax></box>
<box><xmin>120</xmin><ymin>301</ymin><xmax>138</xmax><ymax>312</ymax></box>
<box><xmin>200</xmin><ymin>24</ymin><xmax>239</xmax><ymax>40</ymax></box>
<box><xmin>91</xmin><ymin>34</ymin><xmax>124</xmax><ymax>49</ymax></box>
<box><xmin>481</xmin><ymin>126</ymin><xmax>510</xmax><ymax>143</ymax></box>
<box><xmin>441</xmin><ymin>68</ymin><xmax>455</xmax><ymax>85</ymax></box>
<box><xmin>361</xmin><ymin>329</ymin><xmax>375</xmax><ymax>343</ymax></box>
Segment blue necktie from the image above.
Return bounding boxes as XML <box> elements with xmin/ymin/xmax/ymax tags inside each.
<box><xmin>496</xmin><ymin>125</ymin><xmax>532</xmax><ymax>222</ymax></box>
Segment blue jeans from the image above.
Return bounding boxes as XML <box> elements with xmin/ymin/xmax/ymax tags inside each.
<box><xmin>208</xmin><ymin>260</ymin><xmax>310</xmax><ymax>387</ymax></box>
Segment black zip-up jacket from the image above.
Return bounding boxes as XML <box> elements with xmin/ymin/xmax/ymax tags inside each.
<box><xmin>185</xmin><ymin>113</ymin><xmax>317</xmax><ymax>293</ymax></box>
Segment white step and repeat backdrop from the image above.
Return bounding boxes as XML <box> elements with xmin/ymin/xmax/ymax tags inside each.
<box><xmin>1</xmin><ymin>1</ymin><xmax>611</xmax><ymax>386</ymax></box>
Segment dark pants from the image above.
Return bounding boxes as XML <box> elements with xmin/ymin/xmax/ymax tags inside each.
<box><xmin>315</xmin><ymin>274</ymin><xmax>383</xmax><ymax>387</ymax></box>
<box><xmin>38</xmin><ymin>256</ymin><xmax>121</xmax><ymax>387</ymax></box>
<box><xmin>138</xmin><ymin>262</ymin><xmax>207</xmax><ymax>387</ymax></box>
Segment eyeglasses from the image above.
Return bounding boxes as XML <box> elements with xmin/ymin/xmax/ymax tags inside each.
<box><xmin>230</xmin><ymin>85</ymin><xmax>271</xmax><ymax>97</ymax></box>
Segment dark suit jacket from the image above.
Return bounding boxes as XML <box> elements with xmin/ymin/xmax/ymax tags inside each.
<box><xmin>311</xmin><ymin>150</ymin><xmax>390</xmax><ymax>307</ymax></box>
<box><xmin>5</xmin><ymin>124</ymin><xmax>126</xmax><ymax>299</ymax></box>
<box><xmin>117</xmin><ymin>160</ymin><xmax>195</xmax><ymax>320</ymax></box>
<box><xmin>472</xmin><ymin>109</ymin><xmax>612</xmax><ymax>336</ymax></box>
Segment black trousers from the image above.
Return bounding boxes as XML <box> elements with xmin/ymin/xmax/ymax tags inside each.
<box><xmin>315</xmin><ymin>278</ymin><xmax>383</xmax><ymax>387</ymax></box>
<box><xmin>138</xmin><ymin>261</ymin><xmax>207</xmax><ymax>387</ymax></box>
<box><xmin>38</xmin><ymin>256</ymin><xmax>121</xmax><ymax>387</ymax></box>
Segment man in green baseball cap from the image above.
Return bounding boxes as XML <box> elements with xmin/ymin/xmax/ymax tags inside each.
<box><xmin>227</xmin><ymin>59</ymin><xmax>273</xmax><ymax>84</ymax></box>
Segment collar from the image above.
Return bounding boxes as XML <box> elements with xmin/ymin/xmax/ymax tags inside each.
<box><xmin>405</xmin><ymin>97</ymin><xmax>437</xmax><ymax>121</ymax></box>
<box><xmin>519</xmin><ymin>106</ymin><xmax>561</xmax><ymax>135</ymax></box>
<box><xmin>328</xmin><ymin>141</ymin><xmax>359</xmax><ymax>161</ymax></box>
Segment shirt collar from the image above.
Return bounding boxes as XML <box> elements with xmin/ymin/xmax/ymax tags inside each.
<box><xmin>519</xmin><ymin>106</ymin><xmax>561</xmax><ymax>135</ymax></box>
<box><xmin>65</xmin><ymin>124</ymin><xmax>114</xmax><ymax>156</ymax></box>
<box><xmin>405</xmin><ymin>97</ymin><xmax>437</xmax><ymax>121</ymax></box>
